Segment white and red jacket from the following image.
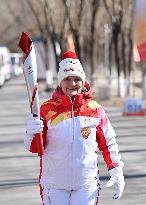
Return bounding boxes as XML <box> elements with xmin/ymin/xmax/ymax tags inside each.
<box><xmin>29</xmin><ymin>82</ymin><xmax>122</xmax><ymax>191</ymax></box>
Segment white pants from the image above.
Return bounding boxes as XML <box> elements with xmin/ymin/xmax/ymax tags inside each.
<box><xmin>42</xmin><ymin>181</ymin><xmax>100</xmax><ymax>205</ymax></box>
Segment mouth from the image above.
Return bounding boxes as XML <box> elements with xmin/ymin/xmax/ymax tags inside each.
<box><xmin>66</xmin><ymin>88</ymin><xmax>78</xmax><ymax>96</ymax></box>
<box><xmin>67</xmin><ymin>88</ymin><xmax>78</xmax><ymax>91</ymax></box>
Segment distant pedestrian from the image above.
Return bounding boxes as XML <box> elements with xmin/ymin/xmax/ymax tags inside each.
<box><xmin>24</xmin><ymin>51</ymin><xmax>125</xmax><ymax>205</ymax></box>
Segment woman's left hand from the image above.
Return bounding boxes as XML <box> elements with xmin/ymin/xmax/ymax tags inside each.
<box><xmin>106</xmin><ymin>167</ymin><xmax>125</xmax><ymax>199</ymax></box>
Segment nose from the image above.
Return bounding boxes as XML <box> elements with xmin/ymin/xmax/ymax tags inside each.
<box><xmin>70</xmin><ymin>80</ymin><xmax>77</xmax><ymax>86</ymax></box>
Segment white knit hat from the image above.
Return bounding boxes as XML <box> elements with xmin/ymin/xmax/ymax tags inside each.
<box><xmin>58</xmin><ymin>51</ymin><xmax>86</xmax><ymax>85</ymax></box>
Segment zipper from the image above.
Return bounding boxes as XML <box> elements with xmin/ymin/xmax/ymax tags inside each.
<box><xmin>70</xmin><ymin>96</ymin><xmax>75</xmax><ymax>141</ymax></box>
<box><xmin>70</xmin><ymin>96</ymin><xmax>75</xmax><ymax>189</ymax></box>
<box><xmin>71</xmin><ymin>102</ymin><xmax>75</xmax><ymax>141</ymax></box>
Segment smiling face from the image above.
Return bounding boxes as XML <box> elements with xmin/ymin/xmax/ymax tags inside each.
<box><xmin>60</xmin><ymin>76</ymin><xmax>83</xmax><ymax>96</ymax></box>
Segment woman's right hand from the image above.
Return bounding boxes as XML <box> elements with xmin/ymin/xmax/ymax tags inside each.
<box><xmin>26</xmin><ymin>113</ymin><xmax>44</xmax><ymax>135</ymax></box>
<box><xmin>24</xmin><ymin>114</ymin><xmax>44</xmax><ymax>151</ymax></box>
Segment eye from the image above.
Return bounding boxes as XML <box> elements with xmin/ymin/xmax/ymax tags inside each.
<box><xmin>74</xmin><ymin>77</ymin><xmax>82</xmax><ymax>82</ymax></box>
<box><xmin>64</xmin><ymin>77</ymin><xmax>70</xmax><ymax>81</ymax></box>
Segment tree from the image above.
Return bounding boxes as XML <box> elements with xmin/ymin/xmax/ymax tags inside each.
<box><xmin>103</xmin><ymin>0</ymin><xmax>134</xmax><ymax>97</ymax></box>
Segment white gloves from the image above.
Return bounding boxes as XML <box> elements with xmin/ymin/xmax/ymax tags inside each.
<box><xmin>106</xmin><ymin>166</ymin><xmax>125</xmax><ymax>199</ymax></box>
<box><xmin>24</xmin><ymin>114</ymin><xmax>44</xmax><ymax>150</ymax></box>
<box><xmin>26</xmin><ymin>114</ymin><xmax>44</xmax><ymax>135</ymax></box>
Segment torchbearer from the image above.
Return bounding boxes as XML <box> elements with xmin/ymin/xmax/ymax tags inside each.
<box><xmin>23</xmin><ymin>50</ymin><xmax>125</xmax><ymax>205</ymax></box>
<box><xmin>18</xmin><ymin>32</ymin><xmax>44</xmax><ymax>156</ymax></box>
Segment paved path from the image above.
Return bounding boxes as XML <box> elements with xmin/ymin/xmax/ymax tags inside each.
<box><xmin>0</xmin><ymin>76</ymin><xmax>146</xmax><ymax>205</ymax></box>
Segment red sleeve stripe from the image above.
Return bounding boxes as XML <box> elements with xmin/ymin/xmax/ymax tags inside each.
<box><xmin>96</xmin><ymin>125</ymin><xmax>119</xmax><ymax>170</ymax></box>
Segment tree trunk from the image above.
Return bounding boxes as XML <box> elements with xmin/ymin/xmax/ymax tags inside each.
<box><xmin>43</xmin><ymin>38</ymin><xmax>53</xmax><ymax>91</ymax></box>
<box><xmin>114</xmin><ymin>35</ymin><xmax>121</xmax><ymax>97</ymax></box>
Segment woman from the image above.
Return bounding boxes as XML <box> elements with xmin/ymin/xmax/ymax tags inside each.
<box><xmin>24</xmin><ymin>51</ymin><xmax>125</xmax><ymax>205</ymax></box>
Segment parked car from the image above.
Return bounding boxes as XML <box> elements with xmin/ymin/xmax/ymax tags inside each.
<box><xmin>10</xmin><ymin>53</ymin><xmax>23</xmax><ymax>76</ymax></box>
<box><xmin>0</xmin><ymin>46</ymin><xmax>12</xmax><ymax>87</ymax></box>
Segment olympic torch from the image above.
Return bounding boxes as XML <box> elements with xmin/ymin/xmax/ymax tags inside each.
<box><xmin>18</xmin><ymin>32</ymin><xmax>44</xmax><ymax>156</ymax></box>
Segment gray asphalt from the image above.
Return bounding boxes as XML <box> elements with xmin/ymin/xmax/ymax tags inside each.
<box><xmin>0</xmin><ymin>75</ymin><xmax>146</xmax><ymax>205</ymax></box>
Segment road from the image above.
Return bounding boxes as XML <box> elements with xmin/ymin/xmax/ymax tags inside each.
<box><xmin>0</xmin><ymin>75</ymin><xmax>146</xmax><ymax>205</ymax></box>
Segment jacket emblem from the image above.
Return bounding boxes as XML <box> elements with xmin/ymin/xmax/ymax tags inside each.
<box><xmin>81</xmin><ymin>127</ymin><xmax>91</xmax><ymax>139</ymax></box>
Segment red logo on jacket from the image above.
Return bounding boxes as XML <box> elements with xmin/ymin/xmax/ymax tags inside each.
<box><xmin>81</xmin><ymin>127</ymin><xmax>91</xmax><ymax>139</ymax></box>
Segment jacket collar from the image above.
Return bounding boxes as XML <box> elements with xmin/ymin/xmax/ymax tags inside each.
<box><xmin>52</xmin><ymin>81</ymin><xmax>92</xmax><ymax>108</ymax></box>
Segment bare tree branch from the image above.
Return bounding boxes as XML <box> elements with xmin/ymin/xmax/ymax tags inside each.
<box><xmin>26</xmin><ymin>0</ymin><xmax>44</xmax><ymax>35</ymax></box>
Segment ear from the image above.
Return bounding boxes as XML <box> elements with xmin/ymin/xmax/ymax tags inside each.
<box><xmin>82</xmin><ymin>86</ymin><xmax>87</xmax><ymax>92</ymax></box>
